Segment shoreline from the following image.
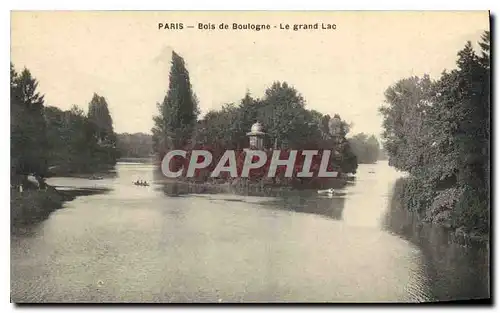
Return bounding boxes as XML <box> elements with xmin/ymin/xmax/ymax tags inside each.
<box><xmin>155</xmin><ymin>176</ymin><xmax>350</xmax><ymax>192</ymax></box>
<box><xmin>11</xmin><ymin>185</ymin><xmax>110</xmax><ymax>228</ymax></box>
<box><xmin>386</xmin><ymin>178</ymin><xmax>489</xmax><ymax>246</ymax></box>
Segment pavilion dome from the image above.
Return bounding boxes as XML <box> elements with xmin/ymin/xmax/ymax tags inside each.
<box><xmin>250</xmin><ymin>122</ymin><xmax>263</xmax><ymax>133</ymax></box>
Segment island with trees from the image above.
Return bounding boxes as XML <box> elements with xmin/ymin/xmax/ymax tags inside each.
<box><xmin>151</xmin><ymin>51</ymin><xmax>359</xmax><ymax>192</ymax></box>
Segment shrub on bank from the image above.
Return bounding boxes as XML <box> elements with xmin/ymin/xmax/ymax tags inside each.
<box><xmin>392</xmin><ymin>177</ymin><xmax>489</xmax><ymax>241</ymax></box>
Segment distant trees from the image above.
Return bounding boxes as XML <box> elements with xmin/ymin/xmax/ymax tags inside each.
<box><xmin>348</xmin><ymin>133</ymin><xmax>380</xmax><ymax>164</ymax></box>
<box><xmin>379</xmin><ymin>31</ymin><xmax>490</xmax><ymax>236</ymax></box>
<box><xmin>116</xmin><ymin>133</ymin><xmax>153</xmax><ymax>158</ymax></box>
<box><xmin>152</xmin><ymin>50</ymin><xmax>199</xmax><ymax>155</ymax></box>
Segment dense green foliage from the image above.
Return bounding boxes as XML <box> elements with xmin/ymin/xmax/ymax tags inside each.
<box><xmin>194</xmin><ymin>83</ymin><xmax>358</xmax><ymax>175</ymax></box>
<box><xmin>44</xmin><ymin>103</ymin><xmax>119</xmax><ymax>174</ymax></box>
<box><xmin>152</xmin><ymin>52</ymin><xmax>358</xmax><ymax>183</ymax></box>
<box><xmin>348</xmin><ymin>133</ymin><xmax>380</xmax><ymax>164</ymax></box>
<box><xmin>116</xmin><ymin>132</ymin><xmax>153</xmax><ymax>158</ymax></box>
<box><xmin>11</xmin><ymin>64</ymin><xmax>49</xmax><ymax>186</ymax></box>
<box><xmin>152</xmin><ymin>50</ymin><xmax>200</xmax><ymax>153</ymax></box>
<box><xmin>11</xmin><ymin>63</ymin><xmax>119</xmax><ymax>186</ymax></box>
<box><xmin>380</xmin><ymin>32</ymin><xmax>490</xmax><ymax>236</ymax></box>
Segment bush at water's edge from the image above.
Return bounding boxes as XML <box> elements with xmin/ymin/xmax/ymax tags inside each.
<box><xmin>387</xmin><ymin>177</ymin><xmax>489</xmax><ymax>245</ymax></box>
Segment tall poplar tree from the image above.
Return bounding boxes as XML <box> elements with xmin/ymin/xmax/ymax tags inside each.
<box><xmin>88</xmin><ymin>93</ymin><xmax>114</xmax><ymax>143</ymax></box>
<box><xmin>88</xmin><ymin>93</ymin><xmax>119</xmax><ymax>165</ymax></box>
<box><xmin>152</xmin><ymin>51</ymin><xmax>199</xmax><ymax>155</ymax></box>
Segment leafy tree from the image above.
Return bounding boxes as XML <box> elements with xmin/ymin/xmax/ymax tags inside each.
<box><xmin>10</xmin><ymin>65</ymin><xmax>49</xmax><ymax>188</ymax></box>
<box><xmin>195</xmin><ymin>103</ymin><xmax>240</xmax><ymax>149</ymax></box>
<box><xmin>379</xmin><ymin>31</ymin><xmax>490</xmax><ymax>235</ymax></box>
<box><xmin>88</xmin><ymin>93</ymin><xmax>114</xmax><ymax>142</ymax></box>
<box><xmin>193</xmin><ymin>81</ymin><xmax>358</xmax><ymax>176</ymax></box>
<box><xmin>478</xmin><ymin>31</ymin><xmax>490</xmax><ymax>69</ymax></box>
<box><xmin>328</xmin><ymin>114</ymin><xmax>357</xmax><ymax>173</ymax></box>
<box><xmin>87</xmin><ymin>93</ymin><xmax>119</xmax><ymax>165</ymax></box>
<box><xmin>433</xmin><ymin>40</ymin><xmax>489</xmax><ymax>232</ymax></box>
<box><xmin>152</xmin><ymin>50</ymin><xmax>200</xmax><ymax>155</ymax></box>
<box><xmin>257</xmin><ymin>81</ymin><xmax>321</xmax><ymax>149</ymax></box>
<box><xmin>44</xmin><ymin>105</ymin><xmax>102</xmax><ymax>173</ymax></box>
<box><xmin>379</xmin><ymin>75</ymin><xmax>434</xmax><ymax>173</ymax></box>
<box><xmin>233</xmin><ymin>92</ymin><xmax>261</xmax><ymax>148</ymax></box>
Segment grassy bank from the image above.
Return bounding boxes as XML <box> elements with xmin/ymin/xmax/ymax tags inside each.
<box><xmin>11</xmin><ymin>188</ymin><xmax>65</xmax><ymax>226</ymax></box>
<box><xmin>10</xmin><ymin>185</ymin><xmax>110</xmax><ymax>227</ymax></box>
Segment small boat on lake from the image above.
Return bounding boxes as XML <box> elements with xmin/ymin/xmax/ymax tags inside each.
<box><xmin>317</xmin><ymin>188</ymin><xmax>336</xmax><ymax>195</ymax></box>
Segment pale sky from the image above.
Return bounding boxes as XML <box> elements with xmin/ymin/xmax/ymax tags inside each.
<box><xmin>11</xmin><ymin>11</ymin><xmax>489</xmax><ymax>137</ymax></box>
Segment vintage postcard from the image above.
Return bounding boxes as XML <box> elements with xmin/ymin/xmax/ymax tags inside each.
<box><xmin>10</xmin><ymin>11</ymin><xmax>490</xmax><ymax>303</ymax></box>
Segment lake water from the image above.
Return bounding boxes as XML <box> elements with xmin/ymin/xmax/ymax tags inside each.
<box><xmin>10</xmin><ymin>161</ymin><xmax>490</xmax><ymax>303</ymax></box>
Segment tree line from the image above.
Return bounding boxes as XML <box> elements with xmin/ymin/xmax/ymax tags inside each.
<box><xmin>348</xmin><ymin>133</ymin><xmax>381</xmax><ymax>164</ymax></box>
<box><xmin>379</xmin><ymin>31</ymin><xmax>490</xmax><ymax>236</ymax></box>
<box><xmin>10</xmin><ymin>63</ymin><xmax>119</xmax><ymax>189</ymax></box>
<box><xmin>152</xmin><ymin>51</ymin><xmax>360</xmax><ymax>187</ymax></box>
<box><xmin>116</xmin><ymin>132</ymin><xmax>154</xmax><ymax>159</ymax></box>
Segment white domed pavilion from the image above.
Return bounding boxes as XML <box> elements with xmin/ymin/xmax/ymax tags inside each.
<box><xmin>246</xmin><ymin>122</ymin><xmax>266</xmax><ymax>149</ymax></box>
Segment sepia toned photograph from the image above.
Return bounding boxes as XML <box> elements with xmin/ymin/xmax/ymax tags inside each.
<box><xmin>10</xmin><ymin>11</ymin><xmax>490</xmax><ymax>303</ymax></box>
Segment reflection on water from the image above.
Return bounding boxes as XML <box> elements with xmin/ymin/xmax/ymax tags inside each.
<box><xmin>11</xmin><ymin>162</ymin><xmax>489</xmax><ymax>302</ymax></box>
<box><xmin>384</xmin><ymin>186</ymin><xmax>490</xmax><ymax>302</ymax></box>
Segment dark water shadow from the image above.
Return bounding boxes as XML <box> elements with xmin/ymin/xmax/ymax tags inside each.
<box><xmin>259</xmin><ymin>194</ymin><xmax>346</xmax><ymax>221</ymax></box>
<box><xmin>155</xmin><ymin>178</ymin><xmax>347</xmax><ymax>221</ymax></box>
<box><xmin>382</xmin><ymin>178</ymin><xmax>490</xmax><ymax>302</ymax></box>
<box><xmin>57</xmin><ymin>187</ymin><xmax>112</xmax><ymax>200</ymax></box>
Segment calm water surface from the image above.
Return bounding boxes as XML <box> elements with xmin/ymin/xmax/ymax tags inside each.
<box><xmin>11</xmin><ymin>161</ymin><xmax>490</xmax><ymax>302</ymax></box>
